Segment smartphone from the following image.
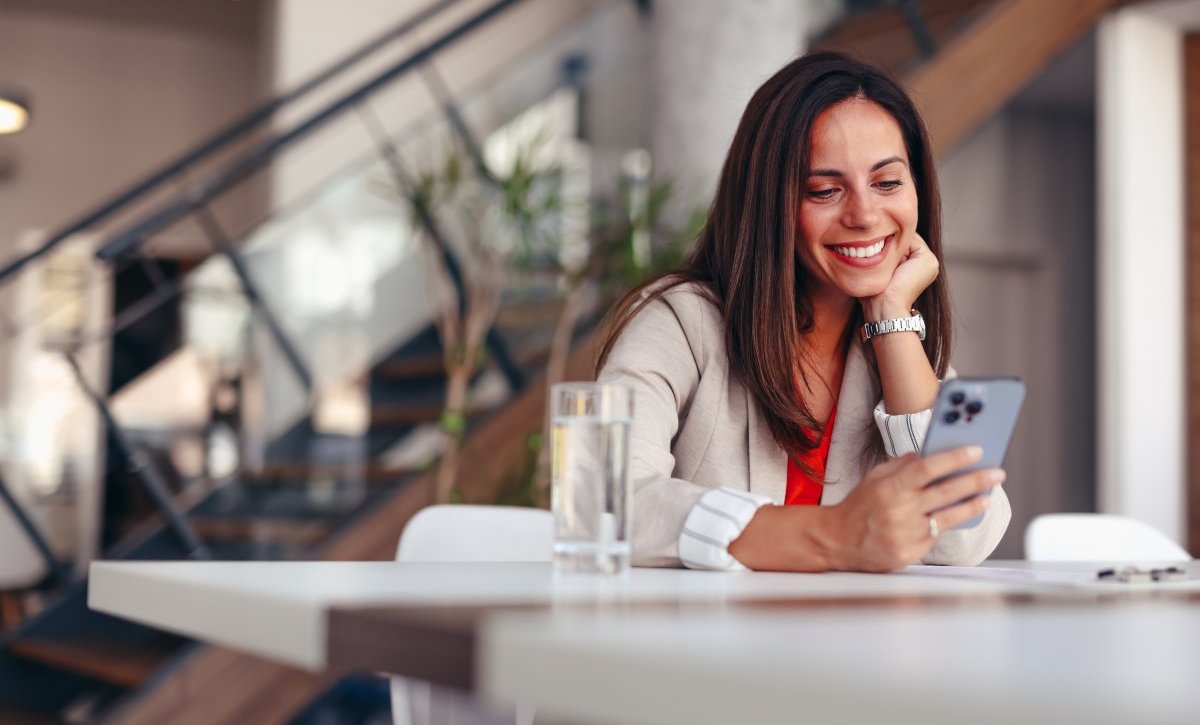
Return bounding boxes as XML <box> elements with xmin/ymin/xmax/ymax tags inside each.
<box><xmin>921</xmin><ymin>377</ymin><xmax>1026</xmax><ymax>528</ymax></box>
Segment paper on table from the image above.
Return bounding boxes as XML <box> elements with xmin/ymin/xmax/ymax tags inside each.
<box><xmin>903</xmin><ymin>564</ymin><xmax>1200</xmax><ymax>588</ymax></box>
<box><xmin>901</xmin><ymin>565</ymin><xmax>1099</xmax><ymax>586</ymax></box>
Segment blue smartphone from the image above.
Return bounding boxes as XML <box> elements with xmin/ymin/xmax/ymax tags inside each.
<box><xmin>921</xmin><ymin>377</ymin><xmax>1026</xmax><ymax>528</ymax></box>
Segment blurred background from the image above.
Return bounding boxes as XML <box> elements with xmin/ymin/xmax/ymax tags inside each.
<box><xmin>0</xmin><ymin>0</ymin><xmax>1196</xmax><ymax>722</ymax></box>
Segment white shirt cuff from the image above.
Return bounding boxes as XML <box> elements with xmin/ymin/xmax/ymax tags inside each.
<box><xmin>873</xmin><ymin>401</ymin><xmax>933</xmax><ymax>457</ymax></box>
<box><xmin>678</xmin><ymin>487</ymin><xmax>773</xmax><ymax>571</ymax></box>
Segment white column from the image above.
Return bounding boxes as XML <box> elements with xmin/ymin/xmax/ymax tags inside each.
<box><xmin>651</xmin><ymin>0</ymin><xmax>806</xmax><ymax>212</ymax></box>
<box><xmin>1096</xmin><ymin>10</ymin><xmax>1185</xmax><ymax>542</ymax></box>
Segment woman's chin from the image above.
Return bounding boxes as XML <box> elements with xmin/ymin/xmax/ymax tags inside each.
<box><xmin>841</xmin><ymin>282</ymin><xmax>890</xmax><ymax>301</ymax></box>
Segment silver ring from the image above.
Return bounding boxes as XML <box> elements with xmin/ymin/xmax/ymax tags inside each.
<box><xmin>928</xmin><ymin>515</ymin><xmax>940</xmax><ymax>539</ymax></box>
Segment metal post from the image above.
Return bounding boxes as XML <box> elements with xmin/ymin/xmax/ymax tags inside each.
<box><xmin>418</xmin><ymin>62</ymin><xmax>497</xmax><ymax>186</ymax></box>
<box><xmin>356</xmin><ymin>104</ymin><xmax>527</xmax><ymax>391</ymax></box>
<box><xmin>191</xmin><ymin>205</ymin><xmax>315</xmax><ymax>395</ymax></box>
<box><xmin>0</xmin><ymin>474</ymin><xmax>70</xmax><ymax>584</ymax></box>
<box><xmin>64</xmin><ymin>354</ymin><xmax>210</xmax><ymax>559</ymax></box>
<box><xmin>896</xmin><ymin>0</ymin><xmax>937</xmax><ymax>59</ymax></box>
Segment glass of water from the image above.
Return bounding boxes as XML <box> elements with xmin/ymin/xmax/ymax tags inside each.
<box><xmin>550</xmin><ymin>382</ymin><xmax>633</xmax><ymax>575</ymax></box>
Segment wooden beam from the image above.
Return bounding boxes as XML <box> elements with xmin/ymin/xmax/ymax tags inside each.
<box><xmin>813</xmin><ymin>0</ymin><xmax>996</xmax><ymax>77</ymax></box>
<box><xmin>1186</xmin><ymin>34</ymin><xmax>1200</xmax><ymax>557</ymax></box>
<box><xmin>7</xmin><ymin>639</ymin><xmax>175</xmax><ymax>689</ymax></box>
<box><xmin>907</xmin><ymin>0</ymin><xmax>1116</xmax><ymax>156</ymax></box>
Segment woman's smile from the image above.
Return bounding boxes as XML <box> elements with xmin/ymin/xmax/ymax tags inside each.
<box><xmin>826</xmin><ymin>233</ymin><xmax>894</xmax><ymax>266</ymax></box>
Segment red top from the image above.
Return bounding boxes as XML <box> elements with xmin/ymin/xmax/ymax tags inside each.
<box><xmin>785</xmin><ymin>401</ymin><xmax>837</xmax><ymax>507</ymax></box>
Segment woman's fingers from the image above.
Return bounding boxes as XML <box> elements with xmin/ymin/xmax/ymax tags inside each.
<box><xmin>921</xmin><ymin>467</ymin><xmax>1004</xmax><ymax>513</ymax></box>
<box><xmin>926</xmin><ymin>489</ymin><xmax>995</xmax><ymax>533</ymax></box>
<box><xmin>891</xmin><ymin>446</ymin><xmax>983</xmax><ymax>491</ymax></box>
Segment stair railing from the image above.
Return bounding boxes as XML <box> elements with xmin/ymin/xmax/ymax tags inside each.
<box><xmin>0</xmin><ymin>0</ymin><xmax>532</xmax><ymax>572</ymax></box>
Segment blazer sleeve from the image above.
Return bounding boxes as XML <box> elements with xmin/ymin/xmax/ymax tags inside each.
<box><xmin>596</xmin><ymin>294</ymin><xmax>718</xmax><ymax>568</ymax></box>
<box><xmin>871</xmin><ymin>366</ymin><xmax>956</xmax><ymax>457</ymax></box>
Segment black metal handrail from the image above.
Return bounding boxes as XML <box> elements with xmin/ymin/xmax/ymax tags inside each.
<box><xmin>0</xmin><ymin>474</ymin><xmax>69</xmax><ymax>585</ymax></box>
<box><xmin>0</xmin><ymin>0</ymin><xmax>463</xmax><ymax>284</ymax></box>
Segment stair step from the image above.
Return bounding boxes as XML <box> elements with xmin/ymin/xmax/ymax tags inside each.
<box><xmin>374</xmin><ymin>343</ymin><xmax>552</xmax><ymax>381</ymax></box>
<box><xmin>189</xmin><ymin>480</ymin><xmax>387</xmax><ymax>522</ymax></box>
<box><xmin>189</xmin><ymin>517</ymin><xmax>333</xmax><ymax>547</ymax></box>
<box><xmin>198</xmin><ymin>539</ymin><xmax>311</xmax><ymax>561</ymax></box>
<box><xmin>374</xmin><ymin>354</ymin><xmax>450</xmax><ymax>380</ymax></box>
<box><xmin>7</xmin><ymin>638</ymin><xmax>176</xmax><ymax>689</ymax></box>
<box><xmin>496</xmin><ymin>299</ymin><xmax>566</xmax><ymax>329</ymax></box>
<box><xmin>245</xmin><ymin>463</ymin><xmax>418</xmax><ymax>483</ymax></box>
<box><xmin>370</xmin><ymin>401</ymin><xmax>493</xmax><ymax>427</ymax></box>
<box><xmin>0</xmin><ymin>709</ymin><xmax>61</xmax><ymax>725</ymax></box>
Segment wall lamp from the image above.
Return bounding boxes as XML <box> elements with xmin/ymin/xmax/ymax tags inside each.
<box><xmin>0</xmin><ymin>87</ymin><xmax>31</xmax><ymax>135</ymax></box>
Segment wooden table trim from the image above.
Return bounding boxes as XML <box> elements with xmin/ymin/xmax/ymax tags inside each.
<box><xmin>326</xmin><ymin>585</ymin><xmax>1200</xmax><ymax>684</ymax></box>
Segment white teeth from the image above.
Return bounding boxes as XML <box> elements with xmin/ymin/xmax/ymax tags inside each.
<box><xmin>832</xmin><ymin>238</ymin><xmax>886</xmax><ymax>259</ymax></box>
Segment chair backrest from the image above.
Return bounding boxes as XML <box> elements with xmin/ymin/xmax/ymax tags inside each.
<box><xmin>1024</xmin><ymin>513</ymin><xmax>1191</xmax><ymax>562</ymax></box>
<box><xmin>0</xmin><ymin>505</ymin><xmax>50</xmax><ymax>588</ymax></box>
<box><xmin>396</xmin><ymin>504</ymin><xmax>553</xmax><ymax>563</ymax></box>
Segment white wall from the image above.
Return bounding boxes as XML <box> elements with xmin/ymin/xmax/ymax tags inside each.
<box><xmin>0</xmin><ymin>1</ymin><xmax>267</xmax><ymax>259</ymax></box>
<box><xmin>650</xmin><ymin>0</ymin><xmax>807</xmax><ymax>215</ymax></box>
<box><xmin>1097</xmin><ymin>9</ymin><xmax>1186</xmax><ymax>543</ymax></box>
<box><xmin>940</xmin><ymin>103</ymin><xmax>1097</xmax><ymax>557</ymax></box>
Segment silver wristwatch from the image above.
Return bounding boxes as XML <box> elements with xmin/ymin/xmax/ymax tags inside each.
<box><xmin>861</xmin><ymin>309</ymin><xmax>926</xmax><ymax>342</ymax></box>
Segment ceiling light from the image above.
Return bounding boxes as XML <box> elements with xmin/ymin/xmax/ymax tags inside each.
<box><xmin>0</xmin><ymin>88</ymin><xmax>31</xmax><ymax>135</ymax></box>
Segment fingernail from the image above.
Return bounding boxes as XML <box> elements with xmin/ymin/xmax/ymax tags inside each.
<box><xmin>989</xmin><ymin>469</ymin><xmax>1006</xmax><ymax>484</ymax></box>
<box><xmin>966</xmin><ymin>446</ymin><xmax>983</xmax><ymax>460</ymax></box>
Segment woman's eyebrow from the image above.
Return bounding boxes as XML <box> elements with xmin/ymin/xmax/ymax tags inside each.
<box><xmin>809</xmin><ymin>155</ymin><xmax>907</xmax><ymax>178</ymax></box>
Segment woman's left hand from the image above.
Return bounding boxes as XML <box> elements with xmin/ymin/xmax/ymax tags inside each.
<box><xmin>862</xmin><ymin>232</ymin><xmax>939</xmax><ymax>320</ymax></box>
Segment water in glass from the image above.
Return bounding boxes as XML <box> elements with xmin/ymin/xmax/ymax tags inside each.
<box><xmin>550</xmin><ymin>384</ymin><xmax>632</xmax><ymax>575</ymax></box>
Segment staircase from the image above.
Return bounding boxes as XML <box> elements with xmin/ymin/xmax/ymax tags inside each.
<box><xmin>0</xmin><ymin>0</ymin><xmax>1122</xmax><ymax>722</ymax></box>
<box><xmin>0</xmin><ymin>0</ymin><xmax>620</xmax><ymax>720</ymax></box>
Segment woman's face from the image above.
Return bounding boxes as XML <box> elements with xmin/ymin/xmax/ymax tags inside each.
<box><xmin>796</xmin><ymin>98</ymin><xmax>918</xmax><ymax>304</ymax></box>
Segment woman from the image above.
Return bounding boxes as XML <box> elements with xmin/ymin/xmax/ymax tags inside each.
<box><xmin>596</xmin><ymin>52</ymin><xmax>1010</xmax><ymax>572</ymax></box>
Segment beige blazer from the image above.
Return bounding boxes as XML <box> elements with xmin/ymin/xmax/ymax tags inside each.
<box><xmin>597</xmin><ymin>282</ymin><xmax>1011</xmax><ymax>568</ymax></box>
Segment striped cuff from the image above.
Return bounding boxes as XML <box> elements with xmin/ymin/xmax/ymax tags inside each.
<box><xmin>678</xmin><ymin>487</ymin><xmax>773</xmax><ymax>571</ymax></box>
<box><xmin>873</xmin><ymin>401</ymin><xmax>933</xmax><ymax>457</ymax></box>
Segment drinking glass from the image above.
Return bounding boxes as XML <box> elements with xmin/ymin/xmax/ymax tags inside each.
<box><xmin>549</xmin><ymin>382</ymin><xmax>633</xmax><ymax>575</ymax></box>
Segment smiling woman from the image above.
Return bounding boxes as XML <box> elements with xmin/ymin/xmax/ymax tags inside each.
<box><xmin>595</xmin><ymin>51</ymin><xmax>1011</xmax><ymax>573</ymax></box>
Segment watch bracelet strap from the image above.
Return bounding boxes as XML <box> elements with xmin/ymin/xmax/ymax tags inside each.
<box><xmin>861</xmin><ymin>309</ymin><xmax>925</xmax><ymax>341</ymax></box>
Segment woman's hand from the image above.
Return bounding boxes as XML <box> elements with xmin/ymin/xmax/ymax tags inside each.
<box><xmin>862</xmin><ymin>232</ymin><xmax>939</xmax><ymax>321</ymax></box>
<box><xmin>825</xmin><ymin>447</ymin><xmax>1004</xmax><ymax>572</ymax></box>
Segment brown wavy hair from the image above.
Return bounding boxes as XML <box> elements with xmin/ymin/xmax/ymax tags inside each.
<box><xmin>596</xmin><ymin>51</ymin><xmax>952</xmax><ymax>458</ymax></box>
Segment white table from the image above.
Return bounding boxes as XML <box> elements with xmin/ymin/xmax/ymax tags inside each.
<box><xmin>88</xmin><ymin>560</ymin><xmax>1200</xmax><ymax>723</ymax></box>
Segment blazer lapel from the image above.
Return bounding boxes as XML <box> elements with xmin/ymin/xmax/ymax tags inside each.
<box><xmin>746</xmin><ymin>385</ymin><xmax>787</xmax><ymax>503</ymax></box>
<box><xmin>823</xmin><ymin>341</ymin><xmax>881</xmax><ymax>502</ymax></box>
<box><xmin>745</xmin><ymin>340</ymin><xmax>880</xmax><ymax>504</ymax></box>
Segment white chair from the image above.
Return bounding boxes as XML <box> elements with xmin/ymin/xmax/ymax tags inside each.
<box><xmin>391</xmin><ymin>505</ymin><xmax>552</xmax><ymax>725</ymax></box>
<box><xmin>1024</xmin><ymin>513</ymin><xmax>1191</xmax><ymax>562</ymax></box>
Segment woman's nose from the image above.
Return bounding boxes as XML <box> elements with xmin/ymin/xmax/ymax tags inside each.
<box><xmin>841</xmin><ymin>189</ymin><xmax>880</xmax><ymax>229</ymax></box>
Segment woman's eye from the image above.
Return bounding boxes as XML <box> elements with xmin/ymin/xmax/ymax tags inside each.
<box><xmin>808</xmin><ymin>188</ymin><xmax>838</xmax><ymax>200</ymax></box>
<box><xmin>875</xmin><ymin>180</ymin><xmax>903</xmax><ymax>191</ymax></box>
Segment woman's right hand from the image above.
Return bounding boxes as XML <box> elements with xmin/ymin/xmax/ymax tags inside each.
<box><xmin>825</xmin><ymin>447</ymin><xmax>1004</xmax><ymax>572</ymax></box>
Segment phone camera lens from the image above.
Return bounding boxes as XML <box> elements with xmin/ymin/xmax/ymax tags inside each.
<box><xmin>944</xmin><ymin>410</ymin><xmax>960</xmax><ymax>424</ymax></box>
<box><xmin>949</xmin><ymin>391</ymin><xmax>966</xmax><ymax>405</ymax></box>
<box><xmin>966</xmin><ymin>401</ymin><xmax>983</xmax><ymax>415</ymax></box>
